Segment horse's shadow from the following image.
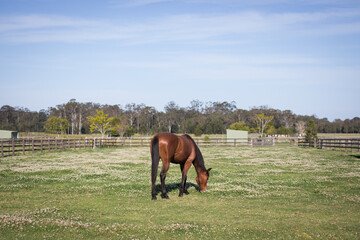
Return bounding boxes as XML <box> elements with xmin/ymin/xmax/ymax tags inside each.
<box><xmin>154</xmin><ymin>182</ymin><xmax>200</xmax><ymax>195</ymax></box>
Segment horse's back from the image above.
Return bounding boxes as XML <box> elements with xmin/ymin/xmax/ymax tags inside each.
<box><xmin>154</xmin><ymin>132</ymin><xmax>179</xmax><ymax>147</ymax></box>
<box><xmin>153</xmin><ymin>133</ymin><xmax>195</xmax><ymax>163</ymax></box>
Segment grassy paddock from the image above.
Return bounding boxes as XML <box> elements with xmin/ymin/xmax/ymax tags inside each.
<box><xmin>0</xmin><ymin>146</ymin><xmax>359</xmax><ymax>239</ymax></box>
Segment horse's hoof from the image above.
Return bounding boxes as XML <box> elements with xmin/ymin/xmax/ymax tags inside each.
<box><xmin>161</xmin><ymin>194</ymin><xmax>169</xmax><ymax>199</ymax></box>
<box><xmin>184</xmin><ymin>190</ymin><xmax>190</xmax><ymax>195</ymax></box>
<box><xmin>152</xmin><ymin>196</ymin><xmax>157</xmax><ymax>200</ymax></box>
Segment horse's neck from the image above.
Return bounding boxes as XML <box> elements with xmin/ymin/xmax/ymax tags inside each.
<box><xmin>193</xmin><ymin>157</ymin><xmax>205</xmax><ymax>175</ymax></box>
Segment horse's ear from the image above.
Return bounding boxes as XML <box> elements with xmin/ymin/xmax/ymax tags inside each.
<box><xmin>207</xmin><ymin>168</ymin><xmax>212</xmax><ymax>172</ymax></box>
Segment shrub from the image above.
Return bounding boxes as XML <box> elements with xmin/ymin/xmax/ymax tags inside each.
<box><xmin>305</xmin><ymin>120</ymin><xmax>318</xmax><ymax>145</ymax></box>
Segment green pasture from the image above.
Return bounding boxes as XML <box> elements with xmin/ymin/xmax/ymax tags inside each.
<box><xmin>0</xmin><ymin>146</ymin><xmax>359</xmax><ymax>239</ymax></box>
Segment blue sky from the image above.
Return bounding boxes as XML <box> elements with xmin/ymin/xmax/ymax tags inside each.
<box><xmin>0</xmin><ymin>0</ymin><xmax>359</xmax><ymax>121</ymax></box>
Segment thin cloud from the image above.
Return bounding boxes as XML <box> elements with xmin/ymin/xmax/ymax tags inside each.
<box><xmin>109</xmin><ymin>0</ymin><xmax>174</xmax><ymax>8</ymax></box>
<box><xmin>0</xmin><ymin>8</ymin><xmax>359</xmax><ymax>43</ymax></box>
<box><xmin>0</xmin><ymin>15</ymin><xmax>100</xmax><ymax>32</ymax></box>
<box><xmin>110</xmin><ymin>0</ymin><xmax>359</xmax><ymax>7</ymax></box>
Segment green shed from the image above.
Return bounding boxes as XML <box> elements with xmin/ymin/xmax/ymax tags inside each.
<box><xmin>226</xmin><ymin>129</ymin><xmax>248</xmax><ymax>143</ymax></box>
<box><xmin>0</xmin><ymin>130</ymin><xmax>18</xmax><ymax>139</ymax></box>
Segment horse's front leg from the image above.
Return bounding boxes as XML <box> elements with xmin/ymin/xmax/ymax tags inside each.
<box><xmin>184</xmin><ymin>177</ymin><xmax>189</xmax><ymax>195</ymax></box>
<box><xmin>179</xmin><ymin>162</ymin><xmax>191</xmax><ymax>197</ymax></box>
<box><xmin>160</xmin><ymin>162</ymin><xmax>170</xmax><ymax>199</ymax></box>
<box><xmin>179</xmin><ymin>173</ymin><xmax>189</xmax><ymax>197</ymax></box>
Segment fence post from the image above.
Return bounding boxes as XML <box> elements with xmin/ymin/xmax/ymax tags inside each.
<box><xmin>12</xmin><ymin>139</ymin><xmax>15</xmax><ymax>156</ymax></box>
<box><xmin>234</xmin><ymin>139</ymin><xmax>236</xmax><ymax>147</ymax></box>
<box><xmin>1</xmin><ymin>141</ymin><xmax>3</xmax><ymax>157</ymax></box>
<box><xmin>41</xmin><ymin>139</ymin><xmax>43</xmax><ymax>153</ymax></box>
<box><xmin>55</xmin><ymin>139</ymin><xmax>58</xmax><ymax>152</ymax></box>
<box><xmin>22</xmin><ymin>139</ymin><xmax>25</xmax><ymax>155</ymax></box>
<box><xmin>344</xmin><ymin>139</ymin><xmax>347</xmax><ymax>152</ymax></box>
<box><xmin>320</xmin><ymin>139</ymin><xmax>323</xmax><ymax>149</ymax></box>
<box><xmin>32</xmin><ymin>138</ymin><xmax>35</xmax><ymax>154</ymax></box>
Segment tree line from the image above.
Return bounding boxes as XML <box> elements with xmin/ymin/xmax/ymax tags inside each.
<box><xmin>1</xmin><ymin>99</ymin><xmax>359</xmax><ymax>136</ymax></box>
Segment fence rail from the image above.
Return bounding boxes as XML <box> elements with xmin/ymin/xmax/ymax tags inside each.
<box><xmin>0</xmin><ymin>136</ymin><xmax>294</xmax><ymax>157</ymax></box>
<box><xmin>298</xmin><ymin>138</ymin><xmax>360</xmax><ymax>151</ymax></box>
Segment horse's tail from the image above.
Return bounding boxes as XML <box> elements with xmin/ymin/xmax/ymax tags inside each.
<box><xmin>151</xmin><ymin>135</ymin><xmax>160</xmax><ymax>199</ymax></box>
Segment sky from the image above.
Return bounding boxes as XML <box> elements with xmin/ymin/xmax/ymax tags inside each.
<box><xmin>0</xmin><ymin>0</ymin><xmax>359</xmax><ymax>121</ymax></box>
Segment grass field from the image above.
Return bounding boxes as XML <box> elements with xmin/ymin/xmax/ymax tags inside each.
<box><xmin>0</xmin><ymin>146</ymin><xmax>359</xmax><ymax>239</ymax></box>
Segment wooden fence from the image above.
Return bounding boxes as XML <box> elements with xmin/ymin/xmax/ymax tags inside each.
<box><xmin>0</xmin><ymin>138</ymin><xmax>94</xmax><ymax>157</ymax></box>
<box><xmin>0</xmin><ymin>137</ymin><xmax>291</xmax><ymax>157</ymax></box>
<box><xmin>298</xmin><ymin>138</ymin><xmax>360</xmax><ymax>151</ymax></box>
<box><xmin>2</xmin><ymin>137</ymin><xmax>356</xmax><ymax>156</ymax></box>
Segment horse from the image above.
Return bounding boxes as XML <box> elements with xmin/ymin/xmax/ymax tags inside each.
<box><xmin>150</xmin><ymin>132</ymin><xmax>211</xmax><ymax>200</ymax></box>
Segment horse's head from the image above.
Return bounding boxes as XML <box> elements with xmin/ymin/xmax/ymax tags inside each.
<box><xmin>196</xmin><ymin>168</ymin><xmax>212</xmax><ymax>192</ymax></box>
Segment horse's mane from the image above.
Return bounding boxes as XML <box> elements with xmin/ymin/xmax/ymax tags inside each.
<box><xmin>183</xmin><ymin>134</ymin><xmax>206</xmax><ymax>171</ymax></box>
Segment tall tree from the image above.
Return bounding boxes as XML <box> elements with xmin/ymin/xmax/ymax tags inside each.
<box><xmin>281</xmin><ymin>110</ymin><xmax>295</xmax><ymax>128</ymax></box>
<box><xmin>164</xmin><ymin>101</ymin><xmax>180</xmax><ymax>133</ymax></box>
<box><xmin>0</xmin><ymin>105</ymin><xmax>16</xmax><ymax>130</ymax></box>
<box><xmin>189</xmin><ymin>99</ymin><xmax>204</xmax><ymax>113</ymax></box>
<box><xmin>295</xmin><ymin>121</ymin><xmax>306</xmax><ymax>136</ymax></box>
<box><xmin>342</xmin><ymin>119</ymin><xmax>351</xmax><ymax>133</ymax></box>
<box><xmin>138</xmin><ymin>106</ymin><xmax>156</xmax><ymax>134</ymax></box>
<box><xmin>124</xmin><ymin>103</ymin><xmax>137</xmax><ymax>129</ymax></box>
<box><xmin>66</xmin><ymin>99</ymin><xmax>78</xmax><ymax>134</ymax></box>
<box><xmin>255</xmin><ymin>113</ymin><xmax>274</xmax><ymax>137</ymax></box>
<box><xmin>87</xmin><ymin>110</ymin><xmax>115</xmax><ymax>138</ymax></box>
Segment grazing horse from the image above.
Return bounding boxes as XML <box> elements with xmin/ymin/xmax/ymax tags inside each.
<box><xmin>151</xmin><ymin>133</ymin><xmax>211</xmax><ymax>200</ymax></box>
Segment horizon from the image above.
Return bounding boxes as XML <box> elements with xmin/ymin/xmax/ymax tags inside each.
<box><xmin>1</xmin><ymin>0</ymin><xmax>359</xmax><ymax>122</ymax></box>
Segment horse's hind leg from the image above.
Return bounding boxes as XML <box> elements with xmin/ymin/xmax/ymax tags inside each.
<box><xmin>160</xmin><ymin>161</ymin><xmax>170</xmax><ymax>199</ymax></box>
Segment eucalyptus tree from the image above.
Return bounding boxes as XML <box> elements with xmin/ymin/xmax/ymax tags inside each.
<box><xmin>164</xmin><ymin>101</ymin><xmax>181</xmax><ymax>133</ymax></box>
<box><xmin>124</xmin><ymin>103</ymin><xmax>137</xmax><ymax>129</ymax></box>
<box><xmin>138</xmin><ymin>105</ymin><xmax>157</xmax><ymax>134</ymax></box>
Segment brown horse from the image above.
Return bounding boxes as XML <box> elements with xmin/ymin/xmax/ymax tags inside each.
<box><xmin>151</xmin><ymin>133</ymin><xmax>211</xmax><ymax>200</ymax></box>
